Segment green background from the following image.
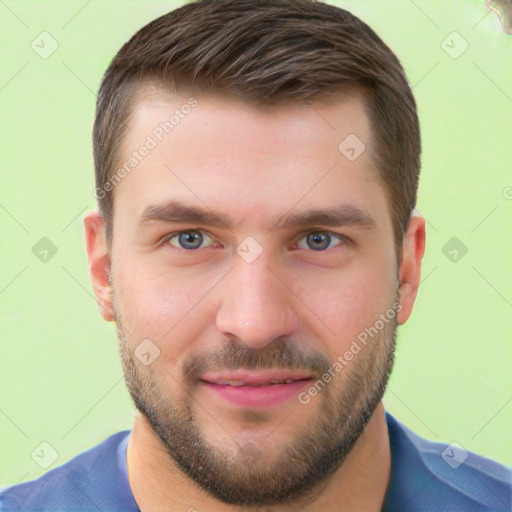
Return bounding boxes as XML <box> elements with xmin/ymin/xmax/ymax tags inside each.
<box><xmin>1</xmin><ymin>0</ymin><xmax>511</xmax><ymax>486</ymax></box>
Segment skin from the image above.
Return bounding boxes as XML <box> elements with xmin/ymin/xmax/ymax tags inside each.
<box><xmin>84</xmin><ymin>88</ymin><xmax>425</xmax><ymax>511</ymax></box>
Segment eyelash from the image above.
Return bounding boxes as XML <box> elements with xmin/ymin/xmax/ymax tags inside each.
<box><xmin>159</xmin><ymin>229</ymin><xmax>351</xmax><ymax>252</ymax></box>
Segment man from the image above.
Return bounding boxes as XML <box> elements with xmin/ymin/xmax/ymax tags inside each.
<box><xmin>1</xmin><ymin>0</ymin><xmax>510</xmax><ymax>510</ymax></box>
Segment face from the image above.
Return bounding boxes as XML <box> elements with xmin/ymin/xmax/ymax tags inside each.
<box><xmin>104</xmin><ymin>89</ymin><xmax>405</xmax><ymax>506</ymax></box>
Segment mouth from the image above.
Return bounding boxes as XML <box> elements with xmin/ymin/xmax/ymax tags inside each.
<box><xmin>199</xmin><ymin>369</ymin><xmax>313</xmax><ymax>407</ymax></box>
<box><xmin>200</xmin><ymin>369</ymin><xmax>313</xmax><ymax>386</ymax></box>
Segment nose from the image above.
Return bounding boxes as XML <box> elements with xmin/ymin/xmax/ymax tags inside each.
<box><xmin>215</xmin><ymin>252</ymin><xmax>299</xmax><ymax>350</ymax></box>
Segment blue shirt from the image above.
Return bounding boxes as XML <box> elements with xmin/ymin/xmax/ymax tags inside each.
<box><xmin>1</xmin><ymin>412</ymin><xmax>510</xmax><ymax>511</ymax></box>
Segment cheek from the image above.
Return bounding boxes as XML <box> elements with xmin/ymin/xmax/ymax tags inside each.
<box><xmin>112</xmin><ymin>256</ymin><xmax>230</xmax><ymax>375</ymax></box>
<box><xmin>113</xmin><ymin>258</ymin><xmax>206</xmax><ymax>340</ymax></box>
<box><xmin>293</xmin><ymin>260</ymin><xmax>397</xmax><ymax>349</ymax></box>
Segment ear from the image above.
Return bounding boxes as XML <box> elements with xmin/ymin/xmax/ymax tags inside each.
<box><xmin>396</xmin><ymin>213</ymin><xmax>426</xmax><ymax>325</ymax></box>
<box><xmin>83</xmin><ymin>209</ymin><xmax>115</xmax><ymax>322</ymax></box>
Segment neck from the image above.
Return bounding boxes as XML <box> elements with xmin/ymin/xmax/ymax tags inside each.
<box><xmin>126</xmin><ymin>403</ymin><xmax>391</xmax><ymax>512</ymax></box>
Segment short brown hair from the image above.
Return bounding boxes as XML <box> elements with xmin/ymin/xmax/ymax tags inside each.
<box><xmin>93</xmin><ymin>0</ymin><xmax>420</xmax><ymax>256</ymax></box>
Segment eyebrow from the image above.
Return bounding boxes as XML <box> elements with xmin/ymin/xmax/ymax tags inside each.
<box><xmin>139</xmin><ymin>199</ymin><xmax>378</xmax><ymax>232</ymax></box>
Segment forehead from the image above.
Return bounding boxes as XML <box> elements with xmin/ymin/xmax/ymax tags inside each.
<box><xmin>126</xmin><ymin>86</ymin><xmax>372</xmax><ymax>161</ymax></box>
<box><xmin>113</xmin><ymin>88</ymin><xmax>390</xmax><ymax>232</ymax></box>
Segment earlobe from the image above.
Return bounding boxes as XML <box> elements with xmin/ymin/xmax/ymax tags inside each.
<box><xmin>396</xmin><ymin>214</ymin><xmax>426</xmax><ymax>325</ymax></box>
<box><xmin>83</xmin><ymin>210</ymin><xmax>115</xmax><ymax>322</ymax></box>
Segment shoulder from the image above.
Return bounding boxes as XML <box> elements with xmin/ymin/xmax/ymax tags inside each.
<box><xmin>385</xmin><ymin>412</ymin><xmax>512</xmax><ymax>512</ymax></box>
<box><xmin>0</xmin><ymin>430</ymin><xmax>137</xmax><ymax>512</ymax></box>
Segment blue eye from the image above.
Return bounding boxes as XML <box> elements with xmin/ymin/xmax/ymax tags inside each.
<box><xmin>167</xmin><ymin>230</ymin><xmax>213</xmax><ymax>250</ymax></box>
<box><xmin>297</xmin><ymin>231</ymin><xmax>342</xmax><ymax>251</ymax></box>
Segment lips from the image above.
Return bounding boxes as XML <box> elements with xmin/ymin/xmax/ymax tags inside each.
<box><xmin>211</xmin><ymin>379</ymin><xmax>297</xmax><ymax>386</ymax></box>
<box><xmin>199</xmin><ymin>370</ymin><xmax>313</xmax><ymax>408</ymax></box>
<box><xmin>200</xmin><ymin>369</ymin><xmax>312</xmax><ymax>387</ymax></box>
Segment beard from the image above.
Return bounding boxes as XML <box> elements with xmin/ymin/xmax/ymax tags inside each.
<box><xmin>114</xmin><ymin>292</ymin><xmax>397</xmax><ymax>508</ymax></box>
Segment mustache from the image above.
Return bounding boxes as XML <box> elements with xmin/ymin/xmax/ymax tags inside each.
<box><xmin>182</xmin><ymin>339</ymin><xmax>332</xmax><ymax>382</ymax></box>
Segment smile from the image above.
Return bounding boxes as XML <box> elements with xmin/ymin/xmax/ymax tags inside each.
<box><xmin>199</xmin><ymin>370</ymin><xmax>313</xmax><ymax>407</ymax></box>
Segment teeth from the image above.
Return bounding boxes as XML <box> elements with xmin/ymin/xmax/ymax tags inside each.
<box><xmin>217</xmin><ymin>380</ymin><xmax>245</xmax><ymax>386</ymax></box>
<box><xmin>215</xmin><ymin>379</ymin><xmax>296</xmax><ymax>386</ymax></box>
